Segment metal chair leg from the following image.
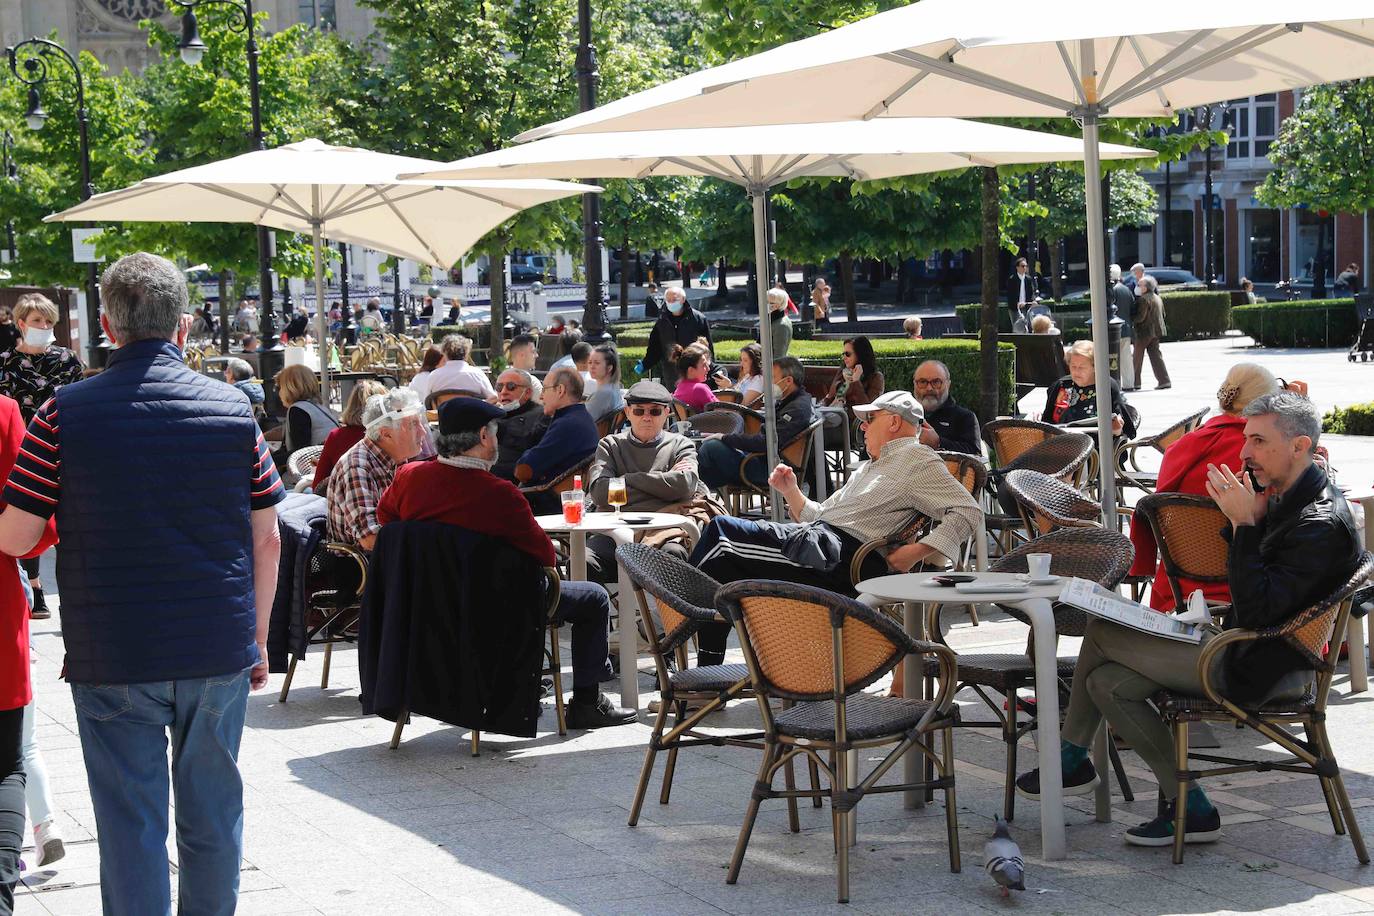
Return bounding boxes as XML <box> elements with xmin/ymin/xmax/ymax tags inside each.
<box><xmin>279</xmin><ymin>656</ymin><xmax>299</xmax><ymax>703</ymax></box>
<box><xmin>320</xmin><ymin>641</ymin><xmax>333</xmax><ymax>689</ymax></box>
<box><xmin>1316</xmin><ymin>721</ymin><xmax>1369</xmax><ymax>862</ymax></box>
<box><xmin>783</xmin><ymin>754</ymin><xmax>801</xmax><ymax>833</ymax></box>
<box><xmin>389</xmin><ymin>711</ymin><xmax>407</xmax><ymax>750</ymax></box>
<box><xmin>835</xmin><ymin>749</ymin><xmax>850</xmax><ymax>904</ymax></box>
<box><xmin>549</xmin><ymin>623</ymin><xmax>567</xmax><ymax>736</ymax></box>
<box><xmin>808</xmin><ymin>755</ymin><xmax>823</xmax><ymax>809</ymax></box>
<box><xmin>943</xmin><ymin>724</ymin><xmax>961</xmax><ymax>873</ymax></box>
<box><xmin>1172</xmin><ymin>721</ymin><xmax>1189</xmax><ymax>865</ymax></box>
<box><xmin>1003</xmin><ymin>688</ymin><xmax>1019</xmax><ymax>821</ymax></box>
<box><xmin>1107</xmin><ymin>729</ymin><xmax>1135</xmax><ymax>802</ymax></box>
<box><xmin>727</xmin><ymin>742</ymin><xmax>777</xmax><ymax>885</ymax></box>
<box><xmin>629</xmin><ymin>699</ymin><xmax>670</xmax><ymax>826</ymax></box>
<box><xmin>658</xmin><ymin>701</ymin><xmax>684</xmax><ymax>805</ymax></box>
<box><xmin>471</xmin><ymin>730</ymin><xmax>481</xmax><ymax>757</ymax></box>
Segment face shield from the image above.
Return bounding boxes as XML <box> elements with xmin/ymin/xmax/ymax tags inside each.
<box><xmin>363</xmin><ymin>388</ymin><xmax>425</xmax><ymax>442</ymax></box>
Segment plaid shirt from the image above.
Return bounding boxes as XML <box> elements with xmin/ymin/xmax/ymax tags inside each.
<box><xmin>326</xmin><ymin>436</ymin><xmax>397</xmax><ymax>545</ymax></box>
<box><xmin>797</xmin><ymin>435</ymin><xmax>983</xmax><ymax>565</ymax></box>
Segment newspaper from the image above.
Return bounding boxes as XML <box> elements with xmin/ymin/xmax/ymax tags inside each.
<box><xmin>1057</xmin><ymin>578</ymin><xmax>1204</xmax><ymax>644</ymax></box>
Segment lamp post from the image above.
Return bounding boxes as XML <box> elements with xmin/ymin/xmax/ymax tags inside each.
<box><xmin>1196</xmin><ymin>102</ymin><xmax>1229</xmax><ymax>290</ymax></box>
<box><xmin>575</xmin><ymin>0</ymin><xmax>609</xmax><ymax>339</ymax></box>
<box><xmin>1150</xmin><ymin>124</ymin><xmax>1174</xmax><ymax>267</ymax></box>
<box><xmin>1</xmin><ymin>130</ymin><xmax>15</xmax><ymax>264</ymax></box>
<box><xmin>7</xmin><ymin>38</ymin><xmax>104</xmax><ymax>363</ymax></box>
<box><xmin>1026</xmin><ymin>170</ymin><xmax>1038</xmax><ymax>296</ymax></box>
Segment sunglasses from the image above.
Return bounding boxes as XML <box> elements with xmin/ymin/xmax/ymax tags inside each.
<box><xmin>629</xmin><ymin>405</ymin><xmax>667</xmax><ymax>417</ymax></box>
<box><xmin>497</xmin><ymin>381</ymin><xmax>527</xmax><ymax>392</ymax></box>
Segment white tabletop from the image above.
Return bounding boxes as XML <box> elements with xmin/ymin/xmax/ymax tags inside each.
<box><xmin>535</xmin><ymin>511</ymin><xmax>695</xmax><ymax>535</ymax></box>
<box><xmin>855</xmin><ymin>570</ymin><xmax>1065</xmax><ymax>604</ymax></box>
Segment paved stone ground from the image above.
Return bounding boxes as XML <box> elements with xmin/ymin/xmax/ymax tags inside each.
<box><xmin>14</xmin><ymin>335</ymin><xmax>1374</xmax><ymax>914</ymax></box>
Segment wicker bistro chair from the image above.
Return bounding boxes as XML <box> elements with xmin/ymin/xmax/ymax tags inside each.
<box><xmin>704</xmin><ymin>401</ymin><xmax>764</xmax><ymax>436</ymax></box>
<box><xmin>287</xmin><ymin>444</ymin><xmax>326</xmax><ymax>492</ymax></box>
<box><xmin>984</xmin><ymin>432</ymin><xmax>1096</xmax><ymax>553</ymax></box>
<box><xmin>686</xmin><ymin>409</ymin><xmax>744</xmax><ymax>437</ymax></box>
<box><xmin>279</xmin><ymin>540</ymin><xmax>369</xmax><ymax>702</ymax></box>
<box><xmin>1115</xmin><ymin>406</ymin><xmax>1210</xmax><ymax>494</ymax></box>
<box><xmin>616</xmin><ymin>544</ymin><xmax>773</xmax><ymax>827</ymax></box>
<box><xmin>922</xmin><ymin>527</ymin><xmax>1137</xmax><ymax>820</ymax></box>
<box><xmin>718</xmin><ymin>580</ymin><xmax>962</xmax><ymax>905</ymax></box>
<box><xmin>515</xmin><ymin>456</ymin><xmax>594</xmax><ymax>494</ymax></box>
<box><xmin>714</xmin><ymin>388</ymin><xmax>743</xmax><ymax>404</ymax></box>
<box><xmin>1155</xmin><ymin>551</ymin><xmax>1374</xmax><ymax>864</ymax></box>
<box><xmin>1133</xmin><ymin>493</ymin><xmax>1230</xmax><ymax>612</ymax></box>
<box><xmin>595</xmin><ymin>408</ymin><xmax>624</xmax><ymax>439</ymax></box>
<box><xmin>719</xmin><ymin>417</ymin><xmax>825</xmax><ymax>518</ymax></box>
<box><xmin>982</xmin><ymin>418</ymin><xmax>1063</xmax><ymax>471</ymax></box>
<box><xmin>671</xmin><ymin>397</ymin><xmax>695</xmax><ymax>421</ymax></box>
<box><xmin>1003</xmin><ymin>469</ymin><xmax>1102</xmax><ymax>538</ymax></box>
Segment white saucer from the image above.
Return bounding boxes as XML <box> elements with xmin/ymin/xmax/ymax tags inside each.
<box><xmin>1021</xmin><ymin>574</ymin><xmax>1061</xmax><ymax>586</ymax></box>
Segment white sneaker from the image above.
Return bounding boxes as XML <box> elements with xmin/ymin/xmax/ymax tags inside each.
<box><xmin>34</xmin><ymin>819</ymin><xmax>65</xmax><ymax>868</ymax></box>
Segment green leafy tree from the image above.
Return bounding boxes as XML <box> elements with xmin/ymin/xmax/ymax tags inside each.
<box><xmin>601</xmin><ymin>176</ymin><xmax>696</xmax><ymax>317</ymax></box>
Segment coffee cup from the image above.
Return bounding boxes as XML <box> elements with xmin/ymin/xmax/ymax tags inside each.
<box><xmin>1026</xmin><ymin>553</ymin><xmax>1052</xmax><ymax>580</ymax></box>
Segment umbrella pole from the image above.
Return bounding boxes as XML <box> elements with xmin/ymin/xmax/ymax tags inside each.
<box><xmin>312</xmin><ymin>216</ymin><xmax>331</xmax><ymax>404</ymax></box>
<box><xmin>1079</xmin><ymin>88</ymin><xmax>1118</xmax><ymax>530</ymax></box>
<box><xmin>750</xmin><ymin>182</ymin><xmax>783</xmax><ymax>521</ymax></box>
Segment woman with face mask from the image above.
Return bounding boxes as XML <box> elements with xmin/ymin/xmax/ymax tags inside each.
<box><xmin>0</xmin><ymin>309</ymin><xmax>18</xmax><ymax>355</ymax></box>
<box><xmin>0</xmin><ymin>294</ymin><xmax>82</xmax><ymax>622</ymax></box>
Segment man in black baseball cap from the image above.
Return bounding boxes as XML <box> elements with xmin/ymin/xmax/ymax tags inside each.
<box><xmin>377</xmin><ymin>396</ymin><xmax>635</xmax><ymax>729</ymax></box>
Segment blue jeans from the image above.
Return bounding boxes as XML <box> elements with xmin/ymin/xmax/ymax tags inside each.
<box><xmin>72</xmin><ymin>669</ymin><xmax>251</xmax><ymax>916</ymax></box>
<box><xmin>698</xmin><ymin>439</ymin><xmax>767</xmax><ymax>490</ymax></box>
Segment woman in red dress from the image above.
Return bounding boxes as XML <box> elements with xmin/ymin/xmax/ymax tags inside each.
<box><xmin>1128</xmin><ymin>363</ymin><xmax>1279</xmax><ymax>611</ymax></box>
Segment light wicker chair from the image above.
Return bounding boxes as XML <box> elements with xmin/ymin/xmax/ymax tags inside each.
<box><xmin>1115</xmin><ymin>406</ymin><xmax>1210</xmax><ymax>494</ymax></box>
<box><xmin>287</xmin><ymin>444</ymin><xmax>326</xmax><ymax>492</ymax></box>
<box><xmin>982</xmin><ymin>417</ymin><xmax>1063</xmax><ymax>470</ymax></box>
<box><xmin>1133</xmin><ymin>492</ymin><xmax>1230</xmax><ymax>613</ymax></box>
<box><xmin>1155</xmin><ymin>552</ymin><xmax>1374</xmax><ymax>864</ymax></box>
<box><xmin>719</xmin><ymin>417</ymin><xmax>824</xmax><ymax>517</ymax></box>
<box><xmin>718</xmin><ymin>579</ymin><xmax>961</xmax><ymax>904</ymax></box>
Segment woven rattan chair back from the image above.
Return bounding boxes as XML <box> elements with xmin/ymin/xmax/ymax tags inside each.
<box><xmin>671</xmin><ymin>398</ymin><xmax>695</xmax><ymax>420</ymax></box>
<box><xmin>1003</xmin><ymin>432</ymin><xmax>1095</xmax><ymax>485</ymax></box>
<box><xmin>715</xmin><ymin>388</ymin><xmax>743</xmax><ymax>404</ymax></box>
<box><xmin>1155</xmin><ymin>407</ymin><xmax>1211</xmax><ymax>452</ymax></box>
<box><xmin>937</xmin><ymin>451</ymin><xmax>989</xmax><ymax>500</ymax></box>
<box><xmin>982</xmin><ymin>418</ymin><xmax>1062</xmax><ymax>470</ymax></box>
<box><xmin>706</xmin><ymin>401</ymin><xmax>765</xmax><ymax>435</ymax></box>
<box><xmin>595</xmin><ymin>409</ymin><xmax>623</xmax><ymax>438</ymax></box>
<box><xmin>1282</xmin><ymin>552</ymin><xmax>1374</xmax><ymax>671</ymax></box>
<box><xmin>616</xmin><ymin>542</ymin><xmax>722</xmax><ymax>657</ymax></box>
<box><xmin>688</xmin><ymin>409</ymin><xmax>744</xmax><ymax>436</ymax></box>
<box><xmin>990</xmin><ymin>528</ymin><xmax>1134</xmax><ymax>636</ymax></box>
<box><xmin>288</xmin><ymin>444</ymin><xmax>325</xmax><ymax>480</ymax></box>
<box><xmin>1003</xmin><ymin>469</ymin><xmax>1101</xmax><ymax>536</ymax></box>
<box><xmin>718</xmin><ymin>580</ymin><xmax>908</xmax><ymax>702</ymax></box>
<box><xmin>1134</xmin><ymin>493</ymin><xmax>1230</xmax><ymax>610</ymax></box>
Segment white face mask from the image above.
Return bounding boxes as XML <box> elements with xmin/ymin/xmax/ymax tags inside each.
<box><xmin>23</xmin><ymin>326</ymin><xmax>54</xmax><ymax>349</ymax></box>
<box><xmin>497</xmin><ymin>399</ymin><xmax>522</xmax><ymax>412</ymax></box>
<box><xmin>666</xmin><ymin>299</ymin><xmax>685</xmax><ymax>315</ymax></box>
<box><xmin>772</xmin><ymin>383</ymin><xmax>785</xmax><ymax>399</ymax></box>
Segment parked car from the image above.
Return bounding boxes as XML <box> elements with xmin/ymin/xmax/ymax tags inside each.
<box><xmin>1142</xmin><ymin>267</ymin><xmax>1207</xmax><ymax>291</ymax></box>
<box><xmin>478</xmin><ymin>261</ymin><xmax>547</xmax><ymax>284</ymax></box>
<box><xmin>608</xmin><ymin>248</ymin><xmax>680</xmax><ymax>283</ymax></box>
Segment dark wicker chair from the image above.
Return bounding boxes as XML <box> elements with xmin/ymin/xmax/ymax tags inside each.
<box><xmin>714</xmin><ymin>388</ymin><xmax>743</xmax><ymax>404</ymax></box>
<box><xmin>982</xmin><ymin>418</ymin><xmax>1063</xmax><ymax>471</ymax></box>
<box><xmin>719</xmin><ymin>417</ymin><xmax>825</xmax><ymax>517</ymax></box>
<box><xmin>984</xmin><ymin>432</ymin><xmax>1096</xmax><ymax>552</ymax></box>
<box><xmin>1133</xmin><ymin>493</ymin><xmax>1230</xmax><ymax>613</ymax></box>
<box><xmin>922</xmin><ymin>527</ymin><xmax>1136</xmax><ymax>820</ymax></box>
<box><xmin>595</xmin><ymin>408</ymin><xmax>624</xmax><ymax>438</ymax></box>
<box><xmin>279</xmin><ymin>540</ymin><xmax>368</xmax><ymax>702</ymax></box>
<box><xmin>1003</xmin><ymin>468</ymin><xmax>1102</xmax><ymax>537</ymax></box>
<box><xmin>1115</xmin><ymin>406</ymin><xmax>1211</xmax><ymax>493</ymax></box>
<box><xmin>516</xmin><ymin>456</ymin><xmax>594</xmax><ymax>494</ymax></box>
<box><xmin>718</xmin><ymin>580</ymin><xmax>961</xmax><ymax>904</ymax></box>
<box><xmin>616</xmin><ymin>544</ymin><xmax>771</xmax><ymax>827</ymax></box>
<box><xmin>705</xmin><ymin>400</ymin><xmax>765</xmax><ymax>436</ymax></box>
<box><xmin>1155</xmin><ymin>552</ymin><xmax>1374</xmax><ymax>864</ymax></box>
<box><xmin>687</xmin><ymin>409</ymin><xmax>744</xmax><ymax>437</ymax></box>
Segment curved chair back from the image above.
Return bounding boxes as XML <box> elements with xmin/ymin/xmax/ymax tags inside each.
<box><xmin>937</xmin><ymin>451</ymin><xmax>989</xmax><ymax>500</ymax></box>
<box><xmin>1284</xmin><ymin>552</ymin><xmax>1374</xmax><ymax>670</ymax></box>
<box><xmin>426</xmin><ymin>389</ymin><xmax>477</xmax><ymax>410</ymax></box>
<box><xmin>715</xmin><ymin>388</ymin><xmax>743</xmax><ymax>404</ymax></box>
<box><xmin>288</xmin><ymin>444</ymin><xmax>326</xmax><ymax>480</ymax></box>
<box><xmin>1003</xmin><ymin>469</ymin><xmax>1101</xmax><ymax>536</ymax></box>
<box><xmin>706</xmin><ymin>401</ymin><xmax>765</xmax><ymax>436</ymax></box>
<box><xmin>616</xmin><ymin>542</ymin><xmax>722</xmax><ymax>656</ymax></box>
<box><xmin>718</xmin><ymin>580</ymin><xmax>911</xmax><ymax>702</ymax></box>
<box><xmin>671</xmin><ymin>398</ymin><xmax>695</xmax><ymax>421</ymax></box>
<box><xmin>688</xmin><ymin>410</ymin><xmax>744</xmax><ymax>436</ymax></box>
<box><xmin>989</xmin><ymin>528</ymin><xmax>1134</xmax><ymax>637</ymax></box>
<box><xmin>1134</xmin><ymin>493</ymin><xmax>1230</xmax><ymax>611</ymax></box>
<box><xmin>595</xmin><ymin>409</ymin><xmax>624</xmax><ymax>438</ymax></box>
<box><xmin>982</xmin><ymin>418</ymin><xmax>1062</xmax><ymax>470</ymax></box>
<box><xmin>1004</xmin><ymin>432</ymin><xmax>1096</xmax><ymax>484</ymax></box>
<box><xmin>782</xmin><ymin>417</ymin><xmax>825</xmax><ymax>473</ymax></box>
<box><xmin>517</xmin><ymin>456</ymin><xmax>594</xmax><ymax>495</ymax></box>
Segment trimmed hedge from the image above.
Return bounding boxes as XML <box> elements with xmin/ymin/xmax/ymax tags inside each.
<box><xmin>617</xmin><ymin>336</ymin><xmax>1018</xmax><ymax>416</ymax></box>
<box><xmin>1232</xmin><ymin>299</ymin><xmax>1359</xmax><ymax>349</ymax></box>
<box><xmin>1323</xmin><ymin>401</ymin><xmax>1374</xmax><ymax>436</ymax></box>
<box><xmin>957</xmin><ymin>291</ymin><xmax>1233</xmax><ymax>341</ymax></box>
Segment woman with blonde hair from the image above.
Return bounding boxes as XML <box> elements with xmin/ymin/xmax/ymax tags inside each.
<box><xmin>1128</xmin><ymin>362</ymin><xmax>1280</xmax><ymax>611</ymax></box>
<box><xmin>272</xmin><ymin>363</ymin><xmax>339</xmax><ymax>465</ymax></box>
<box><xmin>1042</xmin><ymin>338</ymin><xmax>1136</xmax><ymax>439</ymax></box>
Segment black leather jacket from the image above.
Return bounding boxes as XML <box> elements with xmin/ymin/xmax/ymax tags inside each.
<box><xmin>492</xmin><ymin>401</ymin><xmax>548</xmax><ymax>482</ymax></box>
<box><xmin>1222</xmin><ymin>463</ymin><xmax>1360</xmax><ymax>702</ymax></box>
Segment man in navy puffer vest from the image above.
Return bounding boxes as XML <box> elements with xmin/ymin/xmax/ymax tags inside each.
<box><xmin>0</xmin><ymin>251</ymin><xmax>286</xmax><ymax>916</ymax></box>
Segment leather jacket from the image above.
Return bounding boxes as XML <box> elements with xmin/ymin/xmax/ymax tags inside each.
<box><xmin>492</xmin><ymin>401</ymin><xmax>547</xmax><ymax>482</ymax></box>
<box><xmin>1222</xmin><ymin>463</ymin><xmax>1360</xmax><ymax>702</ymax></box>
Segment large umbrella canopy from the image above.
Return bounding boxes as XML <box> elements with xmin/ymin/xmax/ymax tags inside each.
<box><xmin>46</xmin><ymin>138</ymin><xmax>596</xmax><ymax>392</ymax></box>
<box><xmin>408</xmin><ymin>120</ymin><xmax>1151</xmax><ymax>488</ymax></box>
<box><xmin>510</xmin><ymin>0</ymin><xmax>1374</xmax><ymax>533</ymax></box>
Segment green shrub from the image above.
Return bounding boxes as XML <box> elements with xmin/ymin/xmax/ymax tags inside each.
<box><xmin>955</xmin><ymin>303</ymin><xmax>1008</xmax><ymax>333</ymax></box>
<box><xmin>1323</xmin><ymin>401</ymin><xmax>1374</xmax><ymax>436</ymax></box>
<box><xmin>1232</xmin><ymin>299</ymin><xmax>1358</xmax><ymax>348</ymax></box>
<box><xmin>618</xmin><ymin>337</ymin><xmax>1017</xmax><ymax>415</ymax></box>
<box><xmin>1159</xmin><ymin>291</ymin><xmax>1232</xmax><ymax>340</ymax></box>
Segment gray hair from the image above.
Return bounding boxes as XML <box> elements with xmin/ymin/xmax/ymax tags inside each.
<box><xmin>775</xmin><ymin>356</ymin><xmax>806</xmax><ymax>389</ymax></box>
<box><xmin>436</xmin><ymin>420</ymin><xmax>498</xmax><ymax>457</ymax></box>
<box><xmin>1139</xmin><ymin>274</ymin><xmax>1159</xmax><ymax>294</ymax></box>
<box><xmin>499</xmin><ymin>367</ymin><xmax>534</xmax><ymax>388</ymax></box>
<box><xmin>100</xmin><ymin>252</ymin><xmax>188</xmax><ymax>342</ymax></box>
<box><xmin>223</xmin><ymin>357</ymin><xmax>254</xmax><ymax>382</ymax></box>
<box><xmin>367</xmin><ymin>296</ymin><xmax>381</xmax><ymax>308</ymax></box>
<box><xmin>916</xmin><ymin>359</ymin><xmax>950</xmax><ymax>382</ymax></box>
<box><xmin>1130</xmin><ymin>262</ymin><xmax>1145</xmax><ymax>274</ymax></box>
<box><xmin>664</xmin><ymin>286</ymin><xmax>686</xmax><ymax>302</ymax></box>
<box><xmin>766</xmin><ymin>288</ymin><xmax>788</xmax><ymax>307</ymax></box>
<box><xmin>547</xmin><ymin>365</ymin><xmax>584</xmax><ymax>399</ymax></box>
<box><xmin>361</xmin><ymin>387</ymin><xmax>423</xmax><ymax>441</ymax></box>
<box><xmin>1109</xmin><ymin>263</ymin><xmax>1122</xmax><ymax>281</ymax></box>
<box><xmin>1243</xmin><ymin>390</ymin><xmax>1321</xmax><ymax>452</ymax></box>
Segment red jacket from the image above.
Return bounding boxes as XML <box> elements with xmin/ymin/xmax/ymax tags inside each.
<box><xmin>1128</xmin><ymin>413</ymin><xmax>1242</xmax><ymax>612</ymax></box>
<box><xmin>0</xmin><ymin>395</ymin><xmax>59</xmax><ymax>710</ymax></box>
<box><xmin>377</xmin><ymin>459</ymin><xmax>556</xmax><ymax>567</ymax></box>
<box><xmin>312</xmin><ymin>424</ymin><xmax>366</xmax><ymax>492</ymax></box>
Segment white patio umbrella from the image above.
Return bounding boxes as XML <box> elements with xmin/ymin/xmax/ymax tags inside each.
<box><xmin>45</xmin><ymin>139</ymin><xmax>596</xmax><ymax>393</ymax></box>
<box><xmin>405</xmin><ymin>119</ymin><xmax>1152</xmax><ymax>488</ymax></box>
<box><xmin>513</xmin><ymin>0</ymin><xmax>1374</xmax><ymax>528</ymax></box>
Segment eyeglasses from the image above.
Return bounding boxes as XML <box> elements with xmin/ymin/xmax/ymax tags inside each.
<box><xmin>842</xmin><ymin>351</ymin><xmax>855</xmax><ymax>359</ymax></box>
<box><xmin>629</xmin><ymin>405</ymin><xmax>666</xmax><ymax>417</ymax></box>
<box><xmin>914</xmin><ymin>378</ymin><xmax>945</xmax><ymax>388</ymax></box>
<box><xmin>497</xmin><ymin>381</ymin><xmax>527</xmax><ymax>391</ymax></box>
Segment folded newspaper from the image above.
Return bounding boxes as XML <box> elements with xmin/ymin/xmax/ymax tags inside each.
<box><xmin>1057</xmin><ymin>578</ymin><xmax>1203</xmax><ymax>644</ymax></box>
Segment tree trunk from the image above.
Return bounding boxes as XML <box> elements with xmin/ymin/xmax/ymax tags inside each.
<box><xmin>839</xmin><ymin>251</ymin><xmax>858</xmax><ymax>323</ymax></box>
<box><xmin>979</xmin><ymin>167</ymin><xmax>1001</xmax><ymax>421</ymax></box>
<box><xmin>895</xmin><ymin>255</ymin><xmax>907</xmax><ymax>306</ymax></box>
<box><xmin>1313</xmin><ymin>217</ymin><xmax>1329</xmax><ymax>299</ymax></box>
<box><xmin>1049</xmin><ymin>238</ymin><xmax>1066</xmax><ymax>300</ymax></box>
<box><xmin>619</xmin><ymin>224</ymin><xmax>631</xmax><ymax>320</ymax></box>
<box><xmin>488</xmin><ymin>251</ymin><xmax>506</xmax><ymax>366</ymax></box>
<box><xmin>218</xmin><ymin>269</ymin><xmax>231</xmax><ymax>354</ymax></box>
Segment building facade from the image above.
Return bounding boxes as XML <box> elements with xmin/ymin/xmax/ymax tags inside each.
<box><xmin>0</xmin><ymin>1</ymin><xmax>378</xmax><ymax>74</ymax></box>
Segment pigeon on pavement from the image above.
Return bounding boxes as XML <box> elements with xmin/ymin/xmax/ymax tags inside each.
<box><xmin>983</xmin><ymin>815</ymin><xmax>1025</xmax><ymax>896</ymax></box>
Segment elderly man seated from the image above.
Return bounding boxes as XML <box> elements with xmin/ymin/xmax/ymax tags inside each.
<box><xmin>492</xmin><ymin>367</ymin><xmax>548</xmax><ymax>482</ymax></box>
<box><xmin>377</xmin><ymin>399</ymin><xmax>635</xmax><ymax>729</ymax></box>
<box><xmin>325</xmin><ymin>388</ymin><xmax>428</xmax><ymax>551</ymax></box>
<box><xmin>687</xmin><ymin>390</ymin><xmax>983</xmax><ymax>667</ymax></box>
<box><xmin>424</xmin><ymin>334</ymin><xmax>496</xmax><ymax>401</ymax></box>
<box><xmin>222</xmin><ymin>357</ymin><xmax>264</xmax><ymax>407</ymax></box>
<box><xmin>912</xmin><ymin>360</ymin><xmax>980</xmax><ymax>455</ymax></box>
<box><xmin>1016</xmin><ymin>391</ymin><xmax>1360</xmax><ymax>848</ymax></box>
<box><xmin>515</xmin><ymin>366</ymin><xmax>599</xmax><ymax>514</ymax></box>
<box><xmin>697</xmin><ymin>356</ymin><xmax>817</xmax><ymax>491</ymax></box>
<box><xmin>584</xmin><ymin>380</ymin><xmax>702</xmax><ymax>581</ymax></box>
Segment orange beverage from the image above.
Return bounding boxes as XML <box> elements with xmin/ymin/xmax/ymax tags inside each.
<box><xmin>561</xmin><ymin>493</ymin><xmax>584</xmax><ymax>525</ymax></box>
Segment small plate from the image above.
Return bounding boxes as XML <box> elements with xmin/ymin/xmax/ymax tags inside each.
<box><xmin>620</xmin><ymin>516</ymin><xmax>654</xmax><ymax>525</ymax></box>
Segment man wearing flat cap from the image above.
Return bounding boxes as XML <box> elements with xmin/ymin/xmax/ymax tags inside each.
<box><xmin>584</xmin><ymin>381</ymin><xmax>706</xmax><ymax>581</ymax></box>
<box><xmin>377</xmin><ymin>398</ymin><xmax>635</xmax><ymax>729</ymax></box>
<box><xmin>686</xmin><ymin>390</ymin><xmax>984</xmax><ymax>667</ymax></box>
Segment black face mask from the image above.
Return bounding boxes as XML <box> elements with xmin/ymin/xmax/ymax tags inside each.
<box><xmin>770</xmin><ymin>308</ymin><xmax>784</xmax><ymax>322</ymax></box>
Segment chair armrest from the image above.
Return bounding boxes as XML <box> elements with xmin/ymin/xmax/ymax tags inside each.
<box><xmin>907</xmin><ymin>639</ymin><xmax>959</xmax><ymax>715</ymax></box>
<box><xmin>542</xmin><ymin>567</ymin><xmax>561</xmax><ymax>623</ymax></box>
<box><xmin>849</xmin><ymin>539</ymin><xmax>888</xmax><ymax>587</ymax></box>
<box><xmin>1196</xmin><ymin>627</ymin><xmax>1259</xmax><ymax>708</ymax></box>
<box><xmin>324</xmin><ymin>541</ymin><xmax>370</xmax><ymax>600</ymax></box>
<box><xmin>737</xmin><ymin>452</ymin><xmax>767</xmax><ymax>490</ymax></box>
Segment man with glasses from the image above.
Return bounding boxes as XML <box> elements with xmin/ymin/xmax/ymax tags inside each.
<box><xmin>515</xmin><ymin>367</ymin><xmax>599</xmax><ymax>514</ymax></box>
<box><xmin>584</xmin><ymin>381</ymin><xmax>703</xmax><ymax>581</ymax></box>
<box><xmin>912</xmin><ymin>360</ymin><xmax>980</xmax><ymax>455</ymax></box>
<box><xmin>492</xmin><ymin>368</ymin><xmax>548</xmax><ymax>482</ymax></box>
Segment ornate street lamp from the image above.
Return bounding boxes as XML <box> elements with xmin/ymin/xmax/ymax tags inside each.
<box><xmin>2</xmin><ymin>130</ymin><xmax>16</xmax><ymax>264</ymax></box>
<box><xmin>1195</xmin><ymin>102</ymin><xmax>1230</xmax><ymax>290</ymax></box>
<box><xmin>7</xmin><ymin>38</ymin><xmax>105</xmax><ymax>362</ymax></box>
<box><xmin>575</xmin><ymin>0</ymin><xmax>609</xmax><ymax>340</ymax></box>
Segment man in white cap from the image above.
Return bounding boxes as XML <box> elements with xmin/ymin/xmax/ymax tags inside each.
<box><xmin>686</xmin><ymin>390</ymin><xmax>984</xmax><ymax>665</ymax></box>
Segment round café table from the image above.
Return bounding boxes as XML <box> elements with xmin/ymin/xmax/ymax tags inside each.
<box><xmin>854</xmin><ymin>570</ymin><xmax>1104</xmax><ymax>861</ymax></box>
<box><xmin>536</xmin><ymin>511</ymin><xmax>701</xmax><ymax>712</ymax></box>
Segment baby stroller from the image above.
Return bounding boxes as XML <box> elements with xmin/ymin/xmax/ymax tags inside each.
<box><xmin>1349</xmin><ymin>297</ymin><xmax>1374</xmax><ymax>362</ymax></box>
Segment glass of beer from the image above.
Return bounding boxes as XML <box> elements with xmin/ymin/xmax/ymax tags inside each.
<box><xmin>608</xmin><ymin>477</ymin><xmax>628</xmax><ymax>516</ymax></box>
<box><xmin>561</xmin><ymin>490</ymin><xmax>584</xmax><ymax>526</ymax></box>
